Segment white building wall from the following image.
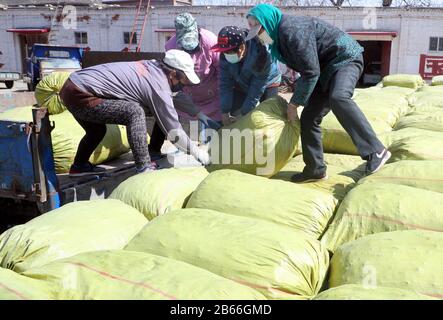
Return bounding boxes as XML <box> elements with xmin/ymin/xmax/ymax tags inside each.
<box><xmin>0</xmin><ymin>6</ymin><xmax>443</xmax><ymax>76</ymax></box>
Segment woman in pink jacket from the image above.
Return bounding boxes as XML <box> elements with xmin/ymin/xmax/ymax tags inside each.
<box><xmin>165</xmin><ymin>13</ymin><xmax>221</xmax><ymax>123</ymax></box>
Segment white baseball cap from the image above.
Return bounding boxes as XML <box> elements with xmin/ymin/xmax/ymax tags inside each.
<box><xmin>163</xmin><ymin>49</ymin><xmax>200</xmax><ymax>85</ymax></box>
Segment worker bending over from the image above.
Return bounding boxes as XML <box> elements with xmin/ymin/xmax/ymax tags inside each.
<box><xmin>246</xmin><ymin>4</ymin><xmax>391</xmax><ymax>183</ymax></box>
<box><xmin>60</xmin><ymin>49</ymin><xmax>210</xmax><ymax>177</ymax></box>
<box><xmin>211</xmin><ymin>26</ymin><xmax>281</xmax><ymax>126</ymax></box>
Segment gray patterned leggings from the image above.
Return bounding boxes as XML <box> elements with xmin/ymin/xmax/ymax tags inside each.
<box><xmin>66</xmin><ymin>99</ymin><xmax>150</xmax><ymax>170</ymax></box>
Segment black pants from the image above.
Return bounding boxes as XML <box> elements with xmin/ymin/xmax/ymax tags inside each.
<box><xmin>300</xmin><ymin>55</ymin><xmax>384</xmax><ymax>175</ymax></box>
<box><xmin>66</xmin><ymin>99</ymin><xmax>150</xmax><ymax>170</ymax></box>
<box><xmin>149</xmin><ymin>122</ymin><xmax>167</xmax><ymax>153</ymax></box>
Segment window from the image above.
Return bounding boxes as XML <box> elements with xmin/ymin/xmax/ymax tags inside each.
<box><xmin>75</xmin><ymin>32</ymin><xmax>88</xmax><ymax>45</ymax></box>
<box><xmin>124</xmin><ymin>32</ymin><xmax>137</xmax><ymax>44</ymax></box>
<box><xmin>429</xmin><ymin>37</ymin><xmax>443</xmax><ymax>52</ymax></box>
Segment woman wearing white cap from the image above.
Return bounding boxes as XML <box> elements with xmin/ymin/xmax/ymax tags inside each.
<box><xmin>60</xmin><ymin>49</ymin><xmax>210</xmax><ymax>177</ymax></box>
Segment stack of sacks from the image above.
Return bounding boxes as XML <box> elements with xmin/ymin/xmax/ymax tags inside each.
<box><xmin>328</xmin><ymin>230</ymin><xmax>443</xmax><ymax>299</ymax></box>
<box><xmin>0</xmin><ymin>106</ymin><xmax>131</xmax><ymax>173</ymax></box>
<box><xmin>321</xmin><ymin>160</ymin><xmax>443</xmax><ymax>252</ymax></box>
<box><xmin>314</xmin><ymin>284</ymin><xmax>436</xmax><ymax>300</ymax></box>
<box><xmin>186</xmin><ymin>169</ymin><xmax>338</xmax><ymax>239</ymax></box>
<box><xmin>208</xmin><ymin>96</ymin><xmax>300</xmax><ymax>177</ymax></box>
<box><xmin>432</xmin><ymin>75</ymin><xmax>443</xmax><ymax>86</ymax></box>
<box><xmin>110</xmin><ymin>167</ymin><xmax>209</xmax><ymax>220</ymax></box>
<box><xmin>34</xmin><ymin>72</ymin><xmax>71</xmax><ymax>115</ymax></box>
<box><xmin>321</xmin><ymin>84</ymin><xmax>412</xmax><ymax>155</ymax></box>
<box><xmin>0</xmin><ymin>200</ymin><xmax>147</xmax><ymax>273</ymax></box>
<box><xmin>382</xmin><ymin>88</ymin><xmax>443</xmax><ymax>161</ymax></box>
<box><xmin>21</xmin><ymin>250</ymin><xmax>265</xmax><ymax>300</ymax></box>
<box><xmin>271</xmin><ymin>153</ymin><xmax>366</xmax><ymax>201</ymax></box>
<box><xmin>124</xmin><ymin>208</ymin><xmax>330</xmax><ymax>300</ymax></box>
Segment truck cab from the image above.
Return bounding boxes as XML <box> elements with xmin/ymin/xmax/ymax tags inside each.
<box><xmin>23</xmin><ymin>44</ymin><xmax>83</xmax><ymax>91</ymax></box>
<box><xmin>0</xmin><ymin>49</ymin><xmax>20</xmax><ymax>89</ymax></box>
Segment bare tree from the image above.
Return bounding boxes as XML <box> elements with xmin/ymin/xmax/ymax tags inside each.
<box><xmin>329</xmin><ymin>0</ymin><xmax>345</xmax><ymax>6</ymax></box>
<box><xmin>385</xmin><ymin>0</ymin><xmax>436</xmax><ymax>6</ymax></box>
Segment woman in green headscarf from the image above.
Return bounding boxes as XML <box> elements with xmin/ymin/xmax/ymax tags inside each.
<box><xmin>246</xmin><ymin>4</ymin><xmax>390</xmax><ymax>183</ymax></box>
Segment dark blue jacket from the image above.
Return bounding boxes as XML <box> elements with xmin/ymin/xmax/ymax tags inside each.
<box><xmin>219</xmin><ymin>38</ymin><xmax>281</xmax><ymax>115</ymax></box>
<box><xmin>277</xmin><ymin>15</ymin><xmax>364</xmax><ymax>106</ymax></box>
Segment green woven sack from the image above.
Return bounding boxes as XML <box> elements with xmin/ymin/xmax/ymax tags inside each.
<box><xmin>329</xmin><ymin>230</ymin><xmax>443</xmax><ymax>299</ymax></box>
<box><xmin>110</xmin><ymin>167</ymin><xmax>209</xmax><ymax>220</ymax></box>
<box><xmin>35</xmin><ymin>72</ymin><xmax>71</xmax><ymax>115</ymax></box>
<box><xmin>23</xmin><ymin>250</ymin><xmax>265</xmax><ymax>300</ymax></box>
<box><xmin>0</xmin><ymin>267</ymin><xmax>53</xmax><ymax>300</ymax></box>
<box><xmin>0</xmin><ymin>200</ymin><xmax>147</xmax><ymax>273</ymax></box>
<box><xmin>382</xmin><ymin>74</ymin><xmax>425</xmax><ymax>89</ymax></box>
<box><xmin>186</xmin><ymin>169</ymin><xmax>338</xmax><ymax>238</ymax></box>
<box><xmin>208</xmin><ymin>96</ymin><xmax>300</xmax><ymax>177</ymax></box>
<box><xmin>321</xmin><ymin>183</ymin><xmax>443</xmax><ymax>252</ymax></box>
<box><xmin>432</xmin><ymin>75</ymin><xmax>443</xmax><ymax>86</ymax></box>
<box><xmin>125</xmin><ymin>208</ymin><xmax>330</xmax><ymax>300</ymax></box>
<box><xmin>271</xmin><ymin>154</ymin><xmax>365</xmax><ymax>201</ymax></box>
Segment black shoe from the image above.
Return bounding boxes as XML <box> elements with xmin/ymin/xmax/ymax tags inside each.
<box><xmin>291</xmin><ymin>172</ymin><xmax>328</xmax><ymax>183</ymax></box>
<box><xmin>366</xmin><ymin>148</ymin><xmax>391</xmax><ymax>175</ymax></box>
<box><xmin>69</xmin><ymin>162</ymin><xmax>107</xmax><ymax>177</ymax></box>
<box><xmin>136</xmin><ymin>161</ymin><xmax>159</xmax><ymax>174</ymax></box>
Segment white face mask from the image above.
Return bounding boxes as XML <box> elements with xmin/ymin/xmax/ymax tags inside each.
<box><xmin>224</xmin><ymin>52</ymin><xmax>241</xmax><ymax>64</ymax></box>
<box><xmin>258</xmin><ymin>29</ymin><xmax>274</xmax><ymax>45</ymax></box>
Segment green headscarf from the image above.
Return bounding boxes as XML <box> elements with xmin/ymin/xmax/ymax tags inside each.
<box><xmin>247</xmin><ymin>4</ymin><xmax>284</xmax><ymax>63</ymax></box>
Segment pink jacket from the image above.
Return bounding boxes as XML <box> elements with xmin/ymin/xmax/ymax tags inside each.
<box><xmin>165</xmin><ymin>28</ymin><xmax>222</xmax><ymax>121</ymax></box>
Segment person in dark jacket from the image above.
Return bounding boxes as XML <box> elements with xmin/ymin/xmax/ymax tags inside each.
<box><xmin>60</xmin><ymin>49</ymin><xmax>210</xmax><ymax>177</ymax></box>
<box><xmin>211</xmin><ymin>26</ymin><xmax>281</xmax><ymax>126</ymax></box>
<box><xmin>246</xmin><ymin>4</ymin><xmax>391</xmax><ymax>183</ymax></box>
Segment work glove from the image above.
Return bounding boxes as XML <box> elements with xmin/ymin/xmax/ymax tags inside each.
<box><xmin>193</xmin><ymin>148</ymin><xmax>211</xmax><ymax>166</ymax></box>
<box><xmin>222</xmin><ymin>113</ymin><xmax>237</xmax><ymax>126</ymax></box>
<box><xmin>287</xmin><ymin>103</ymin><xmax>300</xmax><ymax>123</ymax></box>
<box><xmin>197</xmin><ymin>112</ymin><xmax>222</xmax><ymax>130</ymax></box>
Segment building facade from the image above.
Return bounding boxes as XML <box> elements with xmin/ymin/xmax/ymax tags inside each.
<box><xmin>0</xmin><ymin>4</ymin><xmax>442</xmax><ymax>79</ymax></box>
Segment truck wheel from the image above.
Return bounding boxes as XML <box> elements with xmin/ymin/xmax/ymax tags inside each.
<box><xmin>27</xmin><ymin>82</ymin><xmax>35</xmax><ymax>92</ymax></box>
<box><xmin>5</xmin><ymin>81</ymin><xmax>13</xmax><ymax>89</ymax></box>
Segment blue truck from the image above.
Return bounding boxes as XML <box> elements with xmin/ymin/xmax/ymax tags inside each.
<box><xmin>23</xmin><ymin>44</ymin><xmax>83</xmax><ymax>91</ymax></box>
<box><xmin>0</xmin><ymin>104</ymin><xmax>139</xmax><ymax>231</ymax></box>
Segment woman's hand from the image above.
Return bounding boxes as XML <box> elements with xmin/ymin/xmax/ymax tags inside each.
<box><xmin>222</xmin><ymin>113</ymin><xmax>236</xmax><ymax>126</ymax></box>
<box><xmin>287</xmin><ymin>103</ymin><xmax>300</xmax><ymax>123</ymax></box>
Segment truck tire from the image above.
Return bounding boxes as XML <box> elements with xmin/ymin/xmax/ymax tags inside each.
<box><xmin>5</xmin><ymin>81</ymin><xmax>13</xmax><ymax>89</ymax></box>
